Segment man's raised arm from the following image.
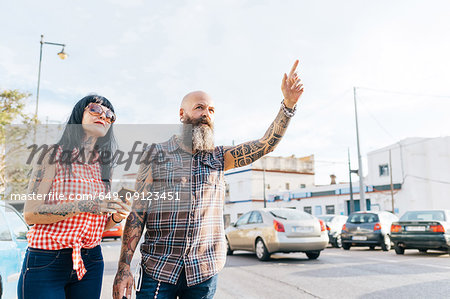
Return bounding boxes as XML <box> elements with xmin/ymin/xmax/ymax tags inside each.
<box><xmin>113</xmin><ymin>159</ymin><xmax>151</xmax><ymax>299</ymax></box>
<box><xmin>224</xmin><ymin>60</ymin><xmax>304</xmax><ymax>171</ymax></box>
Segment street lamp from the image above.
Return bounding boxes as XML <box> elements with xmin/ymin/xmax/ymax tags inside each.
<box><xmin>35</xmin><ymin>34</ymin><xmax>68</xmax><ymax>120</ymax></box>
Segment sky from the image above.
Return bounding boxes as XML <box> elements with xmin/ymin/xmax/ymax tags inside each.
<box><xmin>2</xmin><ymin>0</ymin><xmax>450</xmax><ymax>185</ymax></box>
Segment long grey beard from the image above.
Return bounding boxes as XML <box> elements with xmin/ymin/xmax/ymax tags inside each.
<box><xmin>192</xmin><ymin>125</ymin><xmax>215</xmax><ymax>152</ymax></box>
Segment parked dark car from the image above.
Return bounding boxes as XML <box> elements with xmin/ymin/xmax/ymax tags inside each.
<box><xmin>341</xmin><ymin>211</ymin><xmax>398</xmax><ymax>251</ymax></box>
<box><xmin>318</xmin><ymin>215</ymin><xmax>348</xmax><ymax>248</ymax></box>
<box><xmin>391</xmin><ymin>210</ymin><xmax>450</xmax><ymax>255</ymax></box>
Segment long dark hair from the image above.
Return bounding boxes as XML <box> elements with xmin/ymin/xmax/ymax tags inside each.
<box><xmin>57</xmin><ymin>94</ymin><xmax>117</xmax><ymax>191</ymax></box>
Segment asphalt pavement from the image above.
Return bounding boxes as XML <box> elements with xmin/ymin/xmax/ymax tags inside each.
<box><xmin>100</xmin><ymin>240</ymin><xmax>450</xmax><ymax>299</ymax></box>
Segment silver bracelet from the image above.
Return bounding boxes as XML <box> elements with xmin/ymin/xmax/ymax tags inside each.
<box><xmin>281</xmin><ymin>100</ymin><xmax>296</xmax><ymax>118</ymax></box>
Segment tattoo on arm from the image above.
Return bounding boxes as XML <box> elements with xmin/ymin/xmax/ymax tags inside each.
<box><xmin>118</xmin><ymin>158</ymin><xmax>151</xmax><ymax>267</ymax></box>
<box><xmin>226</xmin><ymin>108</ymin><xmax>291</xmax><ymax>168</ymax></box>
<box><xmin>33</xmin><ymin>201</ymin><xmax>78</xmax><ymax>217</ymax></box>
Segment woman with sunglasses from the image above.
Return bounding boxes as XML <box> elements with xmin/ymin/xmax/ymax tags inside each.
<box><xmin>18</xmin><ymin>95</ymin><xmax>130</xmax><ymax>299</ymax></box>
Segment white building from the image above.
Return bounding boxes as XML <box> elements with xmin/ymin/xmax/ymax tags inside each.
<box><xmin>367</xmin><ymin>136</ymin><xmax>450</xmax><ymax>214</ymax></box>
<box><xmin>225</xmin><ymin>136</ymin><xmax>450</xmax><ymax>223</ymax></box>
<box><xmin>224</xmin><ymin>155</ymin><xmax>315</xmax><ymax>225</ymax></box>
<box><xmin>225</xmin><ymin>155</ymin><xmax>315</xmax><ymax>201</ymax></box>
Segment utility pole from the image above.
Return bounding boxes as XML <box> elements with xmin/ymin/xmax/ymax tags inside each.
<box><xmin>348</xmin><ymin>148</ymin><xmax>355</xmax><ymax>213</ymax></box>
<box><xmin>263</xmin><ymin>166</ymin><xmax>267</xmax><ymax>208</ymax></box>
<box><xmin>353</xmin><ymin>87</ymin><xmax>366</xmax><ymax>211</ymax></box>
<box><xmin>389</xmin><ymin>149</ymin><xmax>395</xmax><ymax>214</ymax></box>
<box><xmin>263</xmin><ymin>157</ymin><xmax>267</xmax><ymax>208</ymax></box>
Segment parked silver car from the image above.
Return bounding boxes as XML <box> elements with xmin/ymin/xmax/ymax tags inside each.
<box><xmin>318</xmin><ymin>215</ymin><xmax>348</xmax><ymax>248</ymax></box>
<box><xmin>225</xmin><ymin>208</ymin><xmax>329</xmax><ymax>261</ymax></box>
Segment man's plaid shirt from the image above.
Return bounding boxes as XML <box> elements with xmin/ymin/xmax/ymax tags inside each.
<box><xmin>139</xmin><ymin>136</ymin><xmax>227</xmax><ymax>286</ymax></box>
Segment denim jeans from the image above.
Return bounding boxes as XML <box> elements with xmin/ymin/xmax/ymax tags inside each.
<box><xmin>17</xmin><ymin>246</ymin><xmax>104</xmax><ymax>299</ymax></box>
<box><xmin>136</xmin><ymin>266</ymin><xmax>218</xmax><ymax>299</ymax></box>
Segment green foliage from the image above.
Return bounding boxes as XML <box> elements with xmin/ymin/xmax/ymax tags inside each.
<box><xmin>1</xmin><ymin>89</ymin><xmax>37</xmax><ymax>199</ymax></box>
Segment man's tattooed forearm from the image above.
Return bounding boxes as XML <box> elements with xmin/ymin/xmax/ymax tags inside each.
<box><xmin>119</xmin><ymin>199</ymin><xmax>147</xmax><ymax>265</ymax></box>
<box><xmin>119</xmin><ymin>213</ymin><xmax>145</xmax><ymax>265</ymax></box>
<box><xmin>228</xmin><ymin>108</ymin><xmax>291</xmax><ymax>168</ymax></box>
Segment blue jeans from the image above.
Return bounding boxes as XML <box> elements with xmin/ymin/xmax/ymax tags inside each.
<box><xmin>136</xmin><ymin>267</ymin><xmax>218</xmax><ymax>299</ymax></box>
<box><xmin>17</xmin><ymin>246</ymin><xmax>104</xmax><ymax>299</ymax></box>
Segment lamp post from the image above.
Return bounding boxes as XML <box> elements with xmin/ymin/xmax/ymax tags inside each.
<box><xmin>35</xmin><ymin>34</ymin><xmax>68</xmax><ymax>120</ymax></box>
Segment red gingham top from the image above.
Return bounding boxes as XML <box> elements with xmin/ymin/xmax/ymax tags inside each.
<box><xmin>27</xmin><ymin>147</ymin><xmax>108</xmax><ymax>280</ymax></box>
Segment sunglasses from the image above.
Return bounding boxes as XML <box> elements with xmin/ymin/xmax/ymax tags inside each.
<box><xmin>85</xmin><ymin>102</ymin><xmax>116</xmax><ymax>124</ymax></box>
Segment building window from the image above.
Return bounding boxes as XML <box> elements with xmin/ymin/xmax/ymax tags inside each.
<box><xmin>300</xmin><ymin>184</ymin><xmax>306</xmax><ymax>188</ymax></box>
<box><xmin>326</xmin><ymin>205</ymin><xmax>335</xmax><ymax>215</ymax></box>
<box><xmin>223</xmin><ymin>214</ymin><xmax>231</xmax><ymax>227</ymax></box>
<box><xmin>285</xmin><ymin>182</ymin><xmax>290</xmax><ymax>190</ymax></box>
<box><xmin>314</xmin><ymin>205</ymin><xmax>322</xmax><ymax>216</ymax></box>
<box><xmin>379</xmin><ymin>164</ymin><xmax>389</xmax><ymax>176</ymax></box>
<box><xmin>304</xmin><ymin>206</ymin><xmax>312</xmax><ymax>214</ymax></box>
<box><xmin>238</xmin><ymin>181</ymin><xmax>244</xmax><ymax>192</ymax></box>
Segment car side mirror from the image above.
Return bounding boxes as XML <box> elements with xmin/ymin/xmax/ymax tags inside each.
<box><xmin>230</xmin><ymin>222</ymin><xmax>236</xmax><ymax>227</ymax></box>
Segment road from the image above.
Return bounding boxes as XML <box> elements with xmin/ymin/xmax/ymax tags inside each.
<box><xmin>100</xmin><ymin>240</ymin><xmax>450</xmax><ymax>299</ymax></box>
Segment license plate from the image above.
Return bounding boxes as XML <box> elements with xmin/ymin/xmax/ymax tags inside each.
<box><xmin>292</xmin><ymin>226</ymin><xmax>313</xmax><ymax>233</ymax></box>
<box><xmin>352</xmin><ymin>236</ymin><xmax>367</xmax><ymax>241</ymax></box>
<box><xmin>406</xmin><ymin>226</ymin><xmax>426</xmax><ymax>232</ymax></box>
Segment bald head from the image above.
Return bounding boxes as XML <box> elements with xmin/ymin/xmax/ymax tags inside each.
<box><xmin>181</xmin><ymin>91</ymin><xmax>213</xmax><ymax>110</ymax></box>
<box><xmin>179</xmin><ymin>91</ymin><xmax>215</xmax><ymax>124</ymax></box>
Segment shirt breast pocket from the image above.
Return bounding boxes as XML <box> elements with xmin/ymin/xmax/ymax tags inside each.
<box><xmin>154</xmin><ymin>160</ymin><xmax>184</xmax><ymax>189</ymax></box>
<box><xmin>201</xmin><ymin>160</ymin><xmax>224</xmax><ymax>187</ymax></box>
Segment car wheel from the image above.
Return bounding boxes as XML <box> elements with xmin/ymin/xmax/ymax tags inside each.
<box><xmin>305</xmin><ymin>251</ymin><xmax>321</xmax><ymax>260</ymax></box>
<box><xmin>369</xmin><ymin>246</ymin><xmax>376</xmax><ymax>250</ymax></box>
<box><xmin>333</xmin><ymin>235</ymin><xmax>342</xmax><ymax>248</ymax></box>
<box><xmin>342</xmin><ymin>243</ymin><xmax>351</xmax><ymax>250</ymax></box>
<box><xmin>381</xmin><ymin>235</ymin><xmax>391</xmax><ymax>251</ymax></box>
<box><xmin>394</xmin><ymin>245</ymin><xmax>405</xmax><ymax>255</ymax></box>
<box><xmin>419</xmin><ymin>249</ymin><xmax>427</xmax><ymax>253</ymax></box>
<box><xmin>255</xmin><ymin>238</ymin><xmax>270</xmax><ymax>261</ymax></box>
<box><xmin>226</xmin><ymin>238</ymin><xmax>233</xmax><ymax>255</ymax></box>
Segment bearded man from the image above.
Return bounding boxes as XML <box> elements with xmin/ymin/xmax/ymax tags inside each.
<box><xmin>113</xmin><ymin>60</ymin><xmax>304</xmax><ymax>299</ymax></box>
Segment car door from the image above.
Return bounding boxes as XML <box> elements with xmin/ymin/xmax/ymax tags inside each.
<box><xmin>0</xmin><ymin>210</ymin><xmax>19</xmax><ymax>299</ymax></box>
<box><xmin>227</xmin><ymin>212</ymin><xmax>252</xmax><ymax>250</ymax></box>
<box><xmin>243</xmin><ymin>211</ymin><xmax>264</xmax><ymax>250</ymax></box>
<box><xmin>4</xmin><ymin>206</ymin><xmax>29</xmax><ymax>274</ymax></box>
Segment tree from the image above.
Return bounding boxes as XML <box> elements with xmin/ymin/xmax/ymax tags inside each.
<box><xmin>0</xmin><ymin>90</ymin><xmax>36</xmax><ymax>199</ymax></box>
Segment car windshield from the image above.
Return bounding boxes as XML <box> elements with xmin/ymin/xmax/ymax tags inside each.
<box><xmin>400</xmin><ymin>211</ymin><xmax>446</xmax><ymax>221</ymax></box>
<box><xmin>348</xmin><ymin>213</ymin><xmax>379</xmax><ymax>224</ymax></box>
<box><xmin>270</xmin><ymin>209</ymin><xmax>313</xmax><ymax>221</ymax></box>
<box><xmin>318</xmin><ymin>216</ymin><xmax>333</xmax><ymax>222</ymax></box>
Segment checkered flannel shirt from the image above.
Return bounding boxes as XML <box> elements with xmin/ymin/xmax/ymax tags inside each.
<box><xmin>27</xmin><ymin>146</ymin><xmax>108</xmax><ymax>280</ymax></box>
<box><xmin>140</xmin><ymin>136</ymin><xmax>227</xmax><ymax>286</ymax></box>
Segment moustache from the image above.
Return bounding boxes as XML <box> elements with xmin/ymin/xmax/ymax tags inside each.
<box><xmin>185</xmin><ymin>116</ymin><xmax>213</xmax><ymax>128</ymax></box>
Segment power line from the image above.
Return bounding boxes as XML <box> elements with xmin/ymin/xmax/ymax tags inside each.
<box><xmin>314</xmin><ymin>160</ymin><xmax>347</xmax><ymax>165</ymax></box>
<box><xmin>300</xmin><ymin>88</ymin><xmax>352</xmax><ymax>121</ymax></box>
<box><xmin>405</xmin><ymin>174</ymin><xmax>450</xmax><ymax>185</ymax></box>
<box><xmin>357</xmin><ymin>95</ymin><xmax>397</xmax><ymax>141</ymax></box>
<box><xmin>356</xmin><ymin>87</ymin><xmax>450</xmax><ymax>99</ymax></box>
